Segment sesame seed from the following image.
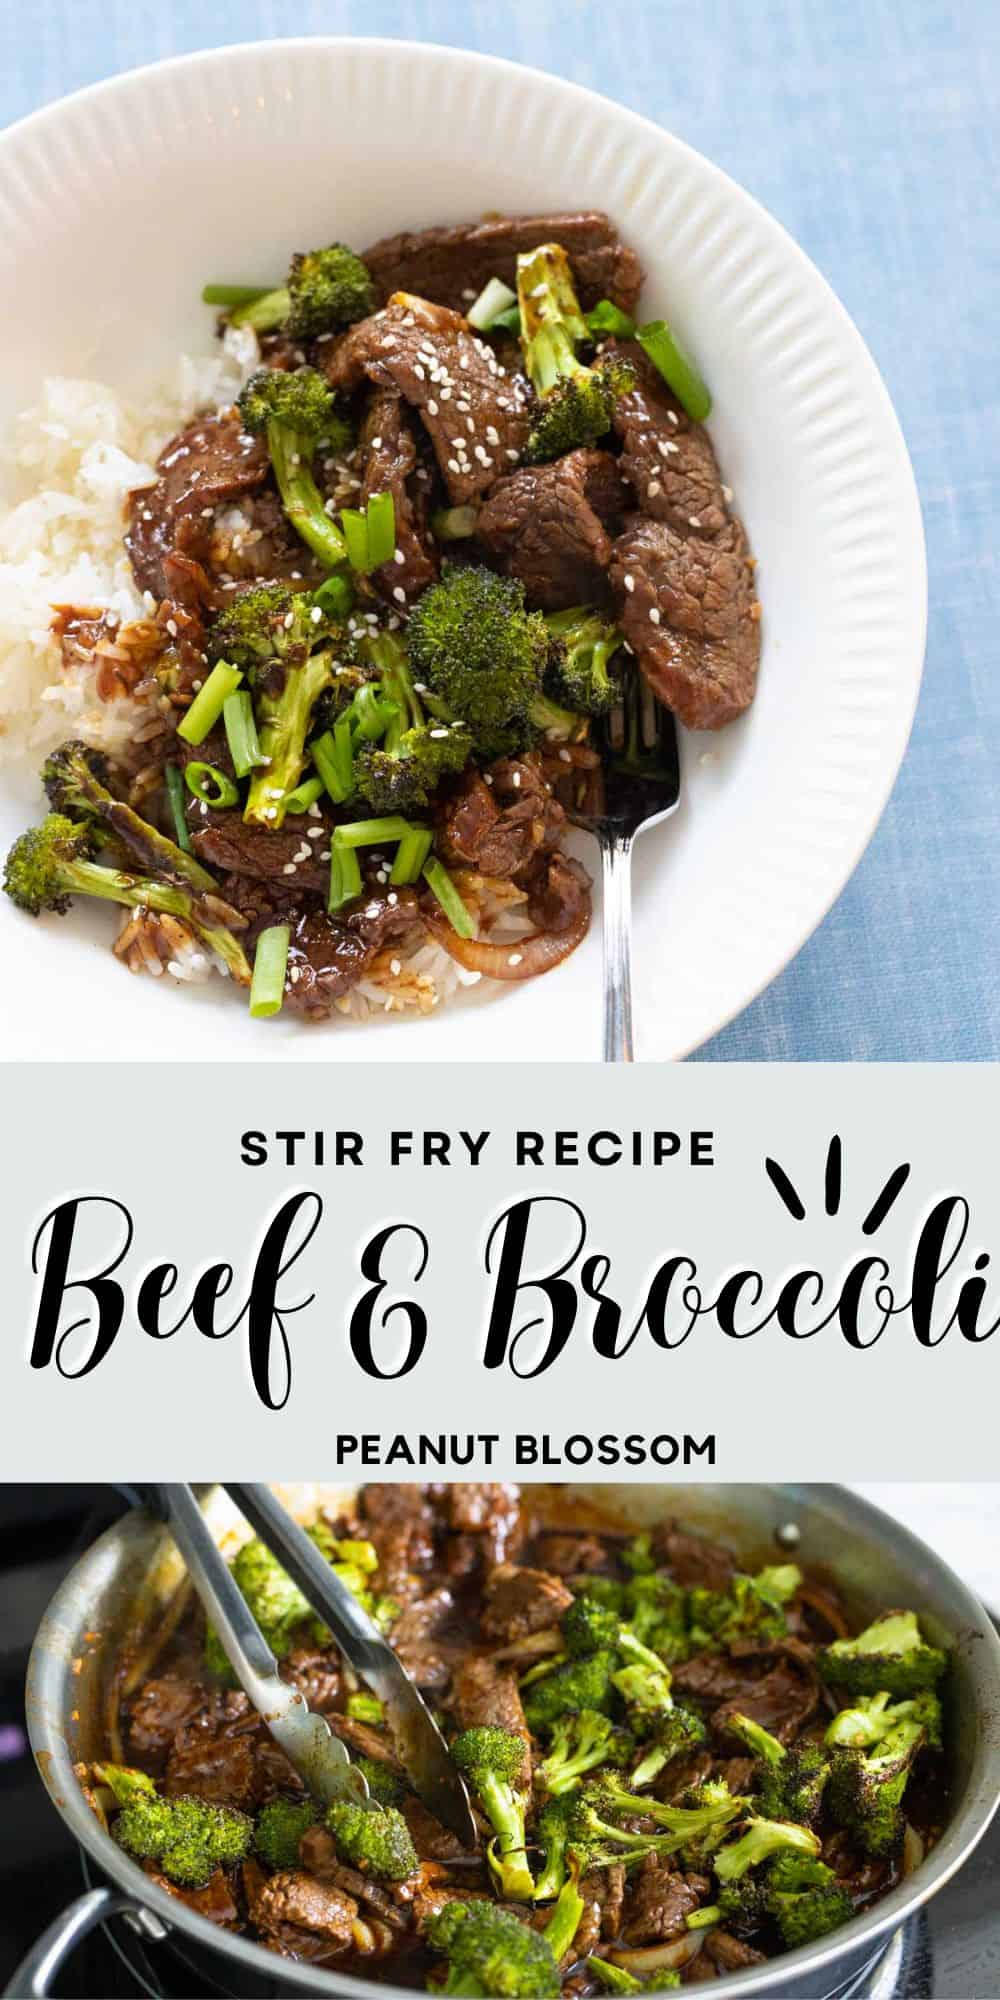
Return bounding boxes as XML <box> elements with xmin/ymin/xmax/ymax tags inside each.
<box><xmin>623</xmin><ymin>574</ymin><xmax>635</xmax><ymax>593</ymax></box>
<box><xmin>508</xmin><ymin>952</ymin><xmax>523</xmax><ymax>966</ymax></box>
<box><xmin>308</xmin><ymin>826</ymin><xmax>324</xmax><ymax>839</ymax></box>
<box><xmin>506</xmin><ymin>448</ymin><xmax>520</xmax><ymax>461</ymax></box>
<box><xmin>459</xmin><ymin>354</ymin><xmax>471</xmax><ymax>371</ymax></box>
<box><xmin>448</xmin><ymin>457</ymin><xmax>461</xmax><ymax>473</ymax></box>
<box><xmin>283</xmin><ymin>611</ymin><xmax>295</xmax><ymax>629</ymax></box>
<box><xmin>688</xmin><ymin>515</ymin><xmax>701</xmax><ymax>529</ymax></box>
<box><xmin>466</xmin><ymin>416</ymin><xmax>476</xmax><ymax>434</ymax></box>
<box><xmin>427</xmin><ymin>399</ymin><xmax>438</xmax><ymax>414</ymax></box>
<box><xmin>512</xmin><ymin>771</ymin><xmax>521</xmax><ymax>788</ymax></box>
<box><xmin>722</xmin><ymin>484</ymin><xmax>733</xmax><ymax>502</ymax></box>
<box><xmin>166</xmin><ymin>618</ymin><xmax>178</xmax><ymax>637</ymax></box>
<box><xmin>429</xmin><ymin>727</ymin><xmax>448</xmax><ymax>739</ymax></box>
<box><xmin>390</xmin><ymin>958</ymin><xmax>402</xmax><ymax>976</ymax></box>
<box><xmin>647</xmin><ymin>478</ymin><xmax>662</xmax><ymax>496</ymax></box>
<box><xmin>649</xmin><ymin>607</ymin><xmax>661</xmax><ymax>625</ymax></box>
<box><xmin>393</xmin><ymin>586</ymin><xmax>406</xmax><ymax>604</ymax></box>
<box><xmin>310</xmin><ymin>605</ymin><xmax>323</xmax><ymax>623</ymax></box>
<box><xmin>393</xmin><ymin>548</ymin><xmax>405</xmax><ymax>565</ymax></box>
<box><xmin>371</xmin><ymin>435</ymin><xmax>382</xmax><ymax>449</ymax></box>
<box><xmin>439</xmin><ymin>386</ymin><xmax>452</xmax><ymax>401</ymax></box>
<box><xmin>451</xmin><ymin>436</ymin><xmax>465</xmax><ymax>448</ymax></box>
<box><xmin>387</xmin><ymin>891</ymin><xmax>398</xmax><ymax>906</ymax></box>
<box><xmin>282</xmin><ymin>862</ymin><xmax>296</xmax><ymax>874</ymax></box>
<box><xmin>414</xmin><ymin>365</ymin><xmax>425</xmax><ymax>380</ymax></box>
<box><xmin>485</xmin><ymin>425</ymin><xmax>499</xmax><ymax>445</ymax></box>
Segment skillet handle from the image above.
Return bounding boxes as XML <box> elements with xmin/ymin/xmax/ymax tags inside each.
<box><xmin>2</xmin><ymin>1886</ymin><xmax>164</xmax><ymax>1998</ymax></box>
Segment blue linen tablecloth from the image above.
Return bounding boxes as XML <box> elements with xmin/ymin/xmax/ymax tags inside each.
<box><xmin>3</xmin><ymin>1</ymin><xmax>996</xmax><ymax>1060</ymax></box>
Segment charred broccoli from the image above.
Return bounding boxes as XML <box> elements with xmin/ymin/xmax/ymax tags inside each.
<box><xmin>3</xmin><ymin>813</ymin><xmax>251</xmax><ymax>984</ymax></box>
<box><xmin>537</xmin><ymin>1709</ymin><xmax>634</xmax><ymax>1798</ymax></box>
<box><xmin>724</xmin><ymin>1713</ymin><xmax>829</xmax><ymax>1824</ymax></box>
<box><xmin>223</xmin><ymin>242</ymin><xmax>374</xmax><ymax>337</ymax></box>
<box><xmin>826</xmin><ymin>1704</ymin><xmax>934</xmax><ymax>1857</ymax></box>
<box><xmin>451</xmin><ymin>1726</ymin><xmax>534</xmax><ymax>1900</ymax></box>
<box><xmin>243</xmin><ymin>649</ymin><xmax>335</xmax><ymax>827</ymax></box>
<box><xmin>206</xmin><ymin>581</ymin><xmax>341</xmax><ymax>670</ymax></box>
<box><xmin>764</xmin><ymin>1853</ymin><xmax>854</xmax><ymax>1948</ymax></box>
<box><xmin>254</xmin><ymin>1796</ymin><xmax>321</xmax><ymax>1868</ymax></box>
<box><xmin>818</xmin><ymin>1612</ymin><xmax>948</xmax><ymax>1698</ymax></box>
<box><xmin>516</xmin><ymin>242</ymin><xmax>635</xmax><ymax>463</ymax></box>
<box><xmin>352</xmin><ymin>1756</ymin><xmax>407</xmax><ymax>1808</ymax></box>
<box><xmin>630</xmin><ymin>1706</ymin><xmax>708</xmax><ymax>1788</ymax></box>
<box><xmin>544</xmin><ymin>608</ymin><xmax>622</xmax><ymax>715</ymax></box>
<box><xmin>711</xmin><ymin>1815</ymin><xmax>822</xmax><ymax>1883</ymax></box>
<box><xmin>237</xmin><ymin>367</ymin><xmax>351</xmax><ymax>569</ymax></box>
<box><xmin>424</xmin><ymin>1899</ymin><xmax>561</xmax><ymax>1997</ymax></box>
<box><xmin>687</xmin><ymin>1566</ymin><xmax>802</xmax><ymax>1651</ymax></box>
<box><xmin>406</xmin><ymin>563</ymin><xmax>582</xmax><ymax>757</ymax></box>
<box><xmin>825</xmin><ymin>1689</ymin><xmax>942</xmax><ymax>1753</ymax></box>
<box><xmin>325</xmin><ymin>1801</ymin><xmax>418</xmax><ymax>1881</ymax></box>
<box><xmin>43</xmin><ymin>740</ymin><xmax>216</xmax><ymax>893</ymax></box>
<box><xmin>568</xmin><ymin>1778</ymin><xmax>745</xmax><ymax>1872</ymax></box>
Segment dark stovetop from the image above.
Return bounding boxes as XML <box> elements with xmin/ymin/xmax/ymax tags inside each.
<box><xmin>0</xmin><ymin>1488</ymin><xmax>996</xmax><ymax>1999</ymax></box>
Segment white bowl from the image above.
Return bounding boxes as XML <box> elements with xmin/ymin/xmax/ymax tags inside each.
<box><xmin>0</xmin><ymin>38</ymin><xmax>926</xmax><ymax>1062</ymax></box>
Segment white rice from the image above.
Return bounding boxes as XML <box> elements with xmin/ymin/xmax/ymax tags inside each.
<box><xmin>0</xmin><ymin>341</ymin><xmax>540</xmax><ymax>1019</ymax></box>
<box><xmin>0</xmin><ymin>326</ymin><xmax>259</xmax><ymax>771</ymax></box>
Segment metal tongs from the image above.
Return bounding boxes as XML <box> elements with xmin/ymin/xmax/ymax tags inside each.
<box><xmin>124</xmin><ymin>1483</ymin><xmax>475</xmax><ymax>1844</ymax></box>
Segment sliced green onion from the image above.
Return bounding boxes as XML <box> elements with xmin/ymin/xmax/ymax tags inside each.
<box><xmin>365</xmin><ymin>491</ymin><xmax>396</xmax><ymax>569</ymax></box>
<box><xmin>354</xmin><ymin>682</ymin><xmax>399</xmax><ymax>740</ymax></box>
<box><xmin>341</xmin><ymin>508</ymin><xmax>370</xmax><ymax>574</ymax></box>
<box><xmin>333</xmin><ymin>816</ymin><xmax>413</xmax><ymax>849</ymax></box>
<box><xmin>249</xmin><ymin>925</ymin><xmax>291</xmax><ymax>1018</ymax></box>
<box><xmin>390</xmin><ymin>826</ymin><xmax>433</xmax><ymax>885</ymax></box>
<box><xmin>467</xmin><ymin>276</ymin><xmax>518</xmax><ymax>331</ymax></box>
<box><xmin>490</xmin><ymin>303</ymin><xmax>522</xmax><ymax>334</ymax></box>
<box><xmin>283</xmin><ymin>774</ymin><xmax>325</xmax><ymax>814</ymax></box>
<box><xmin>312</xmin><ymin>573</ymin><xmax>355</xmax><ymax>620</ymax></box>
<box><xmin>201</xmin><ymin>283</ymin><xmax>272</xmax><ymax>308</ymax></box>
<box><xmin>223</xmin><ymin>690</ymin><xmax>265</xmax><ymax>778</ymax></box>
<box><xmin>345</xmin><ymin>1692</ymin><xmax>385</xmax><ymax>1724</ymax></box>
<box><xmin>312</xmin><ymin>725</ymin><xmax>355</xmax><ymax>805</ymax></box>
<box><xmin>586</xmin><ymin>299</ymin><xmax>636</xmax><ymax>338</ymax></box>
<box><xmin>229</xmin><ymin>284</ymin><xmax>289</xmax><ymax>330</ymax></box>
<box><xmin>328</xmin><ymin>843</ymin><xmax>362</xmax><ymax>912</ymax></box>
<box><xmin>637</xmin><ymin>319</ymin><xmax>712</xmax><ymax>422</ymax></box>
<box><xmin>184</xmin><ymin>762</ymin><xmax>240</xmax><ymax>809</ymax></box>
<box><xmin>164</xmin><ymin>764</ymin><xmax>192</xmax><ymax>852</ymax></box>
<box><xmin>423</xmin><ymin>857</ymin><xmax>477</xmax><ymax>938</ymax></box>
<box><xmin>431</xmin><ymin>505</ymin><xmax>479</xmax><ymax>541</ymax></box>
<box><xmin>177</xmin><ymin>660</ymin><xmax>243</xmax><ymax>745</ymax></box>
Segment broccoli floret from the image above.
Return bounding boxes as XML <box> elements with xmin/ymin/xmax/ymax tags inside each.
<box><xmin>237</xmin><ymin>367</ymin><xmax>352</xmax><ymax>570</ymax></box>
<box><xmin>516</xmin><ymin>243</ymin><xmax>635</xmax><ymax>463</ymax></box>
<box><xmin>621</xmin><ymin>1535</ymin><xmax>657</xmax><ymax>1576</ymax></box>
<box><xmin>542</xmin><ymin>1872</ymin><xmax>585</xmax><ymax>1963</ymax></box>
<box><xmin>42</xmin><ymin>739</ymin><xmax>217</xmax><ymax>895</ymax></box>
<box><xmin>587</xmin><ymin>1775</ymin><xmax>747</xmax><ymax>1851</ymax></box>
<box><xmin>687</xmin><ymin>1566</ymin><xmax>802</xmax><ymax>1651</ymax></box>
<box><xmin>93</xmin><ymin>1763</ymin><xmax>158</xmax><ymax>1806</ymax></box>
<box><xmin>631</xmin><ymin>1707</ymin><xmax>707</xmax><ymax>1789</ymax></box>
<box><xmin>227</xmin><ymin>243</ymin><xmax>374</xmax><ymax>337</ymax></box>
<box><xmin>254</xmin><ymin>1796</ymin><xmax>321</xmax><ymax>1868</ymax></box>
<box><xmin>207</xmin><ymin>582</ymin><xmax>341</xmax><ymax>671</ymax></box>
<box><xmin>568</xmin><ymin>1778</ymin><xmax>745</xmax><ymax>1873</ymax></box>
<box><xmin>352</xmin><ymin>631</ymin><xmax>471</xmax><ymax>813</ymax></box>
<box><xmin>587</xmin><ymin>1962</ymin><xmax>643</xmax><ymax>1994</ymax></box>
<box><xmin>113</xmin><ymin>1783</ymin><xmax>252</xmax><ymax>1887</ymax></box>
<box><xmin>522</xmin><ymin>1651</ymin><xmax>618</xmax><ymax>1731</ymax></box>
<box><xmin>534</xmin><ymin>1793</ymin><xmax>576</xmax><ymax>1900</ymax></box>
<box><xmin>325</xmin><ymin>1800</ymin><xmax>418</xmax><ymax>1882</ymax></box>
<box><xmin>622</xmin><ymin>1574</ymin><xmax>690</xmax><ymax>1663</ymax></box>
<box><xmin>451</xmin><ymin>1726</ymin><xmax>534</xmax><ymax>1901</ymax></box>
<box><xmin>825</xmin><ymin>1689</ymin><xmax>942</xmax><ymax>1753</ymax></box>
<box><xmin>575</xmin><ymin>1576</ymin><xmax>629</xmax><ymax>1613</ymax></box>
<box><xmin>3</xmin><ymin>812</ymin><xmax>252</xmax><ymax>984</ymax></box>
<box><xmin>204</xmin><ymin>1537</ymin><xmax>311</xmax><ymax>1676</ymax></box>
<box><xmin>244</xmin><ymin>649</ymin><xmax>335</xmax><ymax>827</ymax></box>
<box><xmin>537</xmin><ymin>1710</ymin><xmax>634</xmax><ymax>1799</ymax></box>
<box><xmin>351</xmin><ymin>1756</ymin><xmax>406</xmax><ymax>1808</ymax></box>
<box><xmin>765</xmin><ymin>1853</ymin><xmax>854</xmax><ymax>1948</ymax></box>
<box><xmin>712</xmin><ymin>1815</ymin><xmax>822</xmax><ymax>1884</ymax></box>
<box><xmin>561</xmin><ymin>1594</ymin><xmax>621</xmax><ymax>1657</ymax></box>
<box><xmin>818</xmin><ymin>1612</ymin><xmax>948</xmax><ymax>1698</ymax></box>
<box><xmin>724</xmin><ymin>1714</ymin><xmax>829</xmax><ymax>1824</ymax></box>
<box><xmin>407</xmin><ymin>564</ymin><xmax>581</xmax><ymax>758</ymax></box>
<box><xmin>826</xmin><ymin>1706</ymin><xmax>931</xmax><ymax>1858</ymax></box>
<box><xmin>425</xmin><ymin>1899</ymin><xmax>561</xmax><ymax>1997</ymax></box>
<box><xmin>716</xmin><ymin>1874</ymin><xmax>771</xmax><ymax>1931</ymax></box>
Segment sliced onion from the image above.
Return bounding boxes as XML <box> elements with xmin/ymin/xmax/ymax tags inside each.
<box><xmin>901</xmin><ymin>1821</ymin><xmax>925</xmax><ymax>1877</ymax></box>
<box><xmin>490</xmin><ymin>1627</ymin><xmax>563</xmax><ymax>1664</ymax></box>
<box><xmin>609</xmin><ymin>1932</ymin><xmax>706</xmax><ymax>1975</ymax></box>
<box><xmin>424</xmin><ymin>898</ymin><xmax>589</xmax><ymax>981</ymax></box>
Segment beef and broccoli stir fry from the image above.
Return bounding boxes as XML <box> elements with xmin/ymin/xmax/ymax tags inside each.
<box><xmin>85</xmin><ymin>1486</ymin><xmax>949</xmax><ymax>1991</ymax></box>
<box><xmin>5</xmin><ymin>212</ymin><xmax>760</xmax><ymax>1022</ymax></box>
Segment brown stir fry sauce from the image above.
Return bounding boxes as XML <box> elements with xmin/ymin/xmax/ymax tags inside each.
<box><xmin>100</xmin><ymin>1486</ymin><xmax>947</xmax><ymax>1989</ymax></box>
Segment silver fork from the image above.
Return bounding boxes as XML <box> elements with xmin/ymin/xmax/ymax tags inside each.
<box><xmin>568</xmin><ymin>668</ymin><xmax>681</xmax><ymax>1062</ymax></box>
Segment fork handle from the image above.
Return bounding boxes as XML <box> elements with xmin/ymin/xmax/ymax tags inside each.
<box><xmin>601</xmin><ymin>833</ymin><xmax>634</xmax><ymax>1062</ymax></box>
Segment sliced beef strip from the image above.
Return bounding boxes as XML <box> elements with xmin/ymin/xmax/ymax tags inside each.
<box><xmin>324</xmin><ymin>301</ymin><xmax>532</xmax><ymax>512</ymax></box>
<box><xmin>362</xmin><ymin>212</ymin><xmax>643</xmax><ymax>317</ymax></box>
<box><xmin>190</xmin><ymin>809</ymin><xmax>333</xmax><ymax>893</ymax></box>
<box><xmin>435</xmin><ymin>756</ymin><xmax>565</xmax><ymax>880</ymax></box>
<box><xmin>607</xmin><ymin>339</ymin><xmax>730</xmax><ymax>541</ymax></box>
<box><xmin>126</xmin><ymin>411</ymin><xmax>269</xmax><ymax>603</ymax></box>
<box><xmin>400</xmin><ymin>1795</ymin><xmax>470</xmax><ymax>1863</ymax></box>
<box><xmin>481</xmin><ymin>1562</ymin><xmax>574</xmax><ymax>1643</ymax></box>
<box><xmin>476</xmin><ymin>449</ymin><xmax>623</xmax><ymax>610</ymax></box>
<box><xmin>281</xmin><ymin>889</ymin><xmax>423</xmax><ymax>1020</ymax></box>
<box><xmin>442</xmin><ymin>1484</ymin><xmax>523</xmax><ymax>1559</ymax></box>
<box><xmin>533</xmin><ymin>1532</ymin><xmax>613</xmax><ymax>1576</ymax></box>
<box><xmin>711</xmin><ymin>1662</ymin><xmax>820</xmax><ymax>1745</ymax></box>
<box><xmin>389</xmin><ymin>1587</ymin><xmax>456</xmax><ymax>1690</ymax></box>
<box><xmin>611</xmin><ymin>513</ymin><xmax>760</xmax><ymax>730</ymax></box>
<box><xmin>706</xmin><ymin>1931</ymin><xmax>768</xmax><ymax>1971</ymax></box>
<box><xmin>280</xmin><ymin>1644</ymin><xmax>343</xmax><ymax>1711</ymax></box>
<box><xmin>359</xmin><ymin>387</ymin><xmax>439</xmax><ymax>603</ymax></box>
<box><xmin>164</xmin><ymin>1712</ymin><xmax>259</xmax><ymax>1810</ymax></box>
<box><xmin>450</xmin><ymin>1656</ymin><xmax>531</xmax><ymax>1784</ymax></box>
<box><xmin>245</xmin><ymin>1865</ymin><xmax>359</xmax><ymax>1957</ymax></box>
<box><xmin>524</xmin><ymin>851</ymin><xmax>591</xmax><ymax>936</ymax></box>
<box><xmin>298</xmin><ymin>1828</ymin><xmax>409</xmax><ymax>1928</ymax></box>
<box><xmin>126</xmin><ymin>1674</ymin><xmax>208</xmax><ymax>1768</ymax></box>
<box><xmin>658</xmin><ymin>1749</ymin><xmax>715</xmax><ymax>1801</ymax></box>
<box><xmin>359</xmin><ymin>1485</ymin><xmax>437</xmax><ymax>1603</ymax></box>
<box><xmin>713</xmin><ymin>1755</ymin><xmax>757</xmax><ymax>1794</ymax></box>
<box><xmin>651</xmin><ymin>1523</ymin><xmax>736</xmax><ymax>1592</ymax></box>
<box><xmin>621</xmin><ymin>1856</ymin><xmax>704</xmax><ymax>1944</ymax></box>
<box><xmin>144</xmin><ymin>1865</ymin><xmax>239</xmax><ymax>1926</ymax></box>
